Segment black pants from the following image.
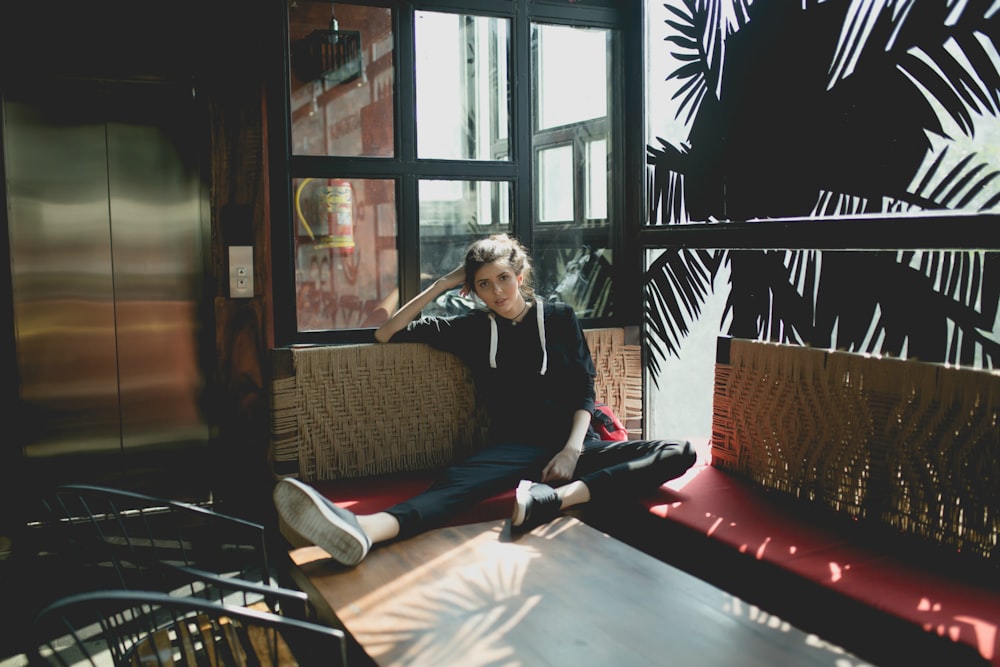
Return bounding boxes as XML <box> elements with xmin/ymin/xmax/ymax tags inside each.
<box><xmin>385</xmin><ymin>438</ymin><xmax>696</xmax><ymax>538</ymax></box>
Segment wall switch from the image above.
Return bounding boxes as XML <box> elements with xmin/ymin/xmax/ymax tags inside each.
<box><xmin>229</xmin><ymin>246</ymin><xmax>254</xmax><ymax>298</ymax></box>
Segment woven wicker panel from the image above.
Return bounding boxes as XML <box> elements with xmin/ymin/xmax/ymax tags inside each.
<box><xmin>269</xmin><ymin>328</ymin><xmax>642</xmax><ymax>483</ymax></box>
<box><xmin>586</xmin><ymin>328</ymin><xmax>643</xmax><ymax>439</ymax></box>
<box><xmin>271</xmin><ymin>343</ymin><xmax>491</xmax><ymax>482</ymax></box>
<box><xmin>712</xmin><ymin>338</ymin><xmax>1000</xmax><ymax>561</ymax></box>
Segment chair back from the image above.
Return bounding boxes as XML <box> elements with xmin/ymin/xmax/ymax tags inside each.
<box><xmin>31</xmin><ymin>589</ymin><xmax>346</xmax><ymax>667</ymax></box>
<box><xmin>38</xmin><ymin>484</ymin><xmax>272</xmax><ymax>596</ymax></box>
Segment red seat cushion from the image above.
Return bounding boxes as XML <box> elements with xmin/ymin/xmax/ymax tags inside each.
<box><xmin>306</xmin><ymin>463</ymin><xmax>1000</xmax><ymax>664</ymax></box>
<box><xmin>642</xmin><ymin>464</ymin><xmax>1000</xmax><ymax>666</ymax></box>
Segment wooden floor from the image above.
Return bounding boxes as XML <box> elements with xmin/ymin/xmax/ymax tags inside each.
<box><xmin>289</xmin><ymin>517</ymin><xmax>872</xmax><ymax>667</ymax></box>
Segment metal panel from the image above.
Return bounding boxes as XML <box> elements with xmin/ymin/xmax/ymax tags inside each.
<box><xmin>4</xmin><ymin>81</ymin><xmax>211</xmax><ymax>494</ymax></box>
<box><xmin>6</xmin><ymin>89</ymin><xmax>121</xmax><ymax>467</ymax></box>
<box><xmin>104</xmin><ymin>84</ymin><xmax>210</xmax><ymax>465</ymax></box>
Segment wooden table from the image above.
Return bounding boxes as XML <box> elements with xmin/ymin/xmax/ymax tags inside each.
<box><xmin>288</xmin><ymin>517</ymin><xmax>865</xmax><ymax>667</ymax></box>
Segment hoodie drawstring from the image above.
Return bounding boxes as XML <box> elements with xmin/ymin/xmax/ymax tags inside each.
<box><xmin>489</xmin><ymin>312</ymin><xmax>498</xmax><ymax>369</ymax></box>
<box><xmin>535</xmin><ymin>299</ymin><xmax>547</xmax><ymax>375</ymax></box>
<box><xmin>488</xmin><ymin>297</ymin><xmax>547</xmax><ymax>375</ymax></box>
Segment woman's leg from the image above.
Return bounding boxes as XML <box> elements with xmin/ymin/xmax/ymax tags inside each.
<box><xmin>356</xmin><ymin>512</ymin><xmax>402</xmax><ymax>543</ymax></box>
<box><xmin>274</xmin><ymin>440</ymin><xmax>553</xmax><ymax>566</ymax></box>
<box><xmin>382</xmin><ymin>440</ymin><xmax>552</xmax><ymax>539</ymax></box>
<box><xmin>511</xmin><ymin>439</ymin><xmax>695</xmax><ymax>532</ymax></box>
<box><xmin>571</xmin><ymin>438</ymin><xmax>696</xmax><ymax>506</ymax></box>
<box><xmin>570</xmin><ymin>438</ymin><xmax>696</xmax><ymax>505</ymax></box>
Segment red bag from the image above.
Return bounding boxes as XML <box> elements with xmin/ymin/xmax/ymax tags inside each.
<box><xmin>591</xmin><ymin>403</ymin><xmax>628</xmax><ymax>441</ymax></box>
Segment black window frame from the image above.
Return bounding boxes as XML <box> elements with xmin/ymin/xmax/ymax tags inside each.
<box><xmin>269</xmin><ymin>0</ymin><xmax>643</xmax><ymax>346</ymax></box>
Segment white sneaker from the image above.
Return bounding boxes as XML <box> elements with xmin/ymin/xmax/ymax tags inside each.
<box><xmin>273</xmin><ymin>478</ymin><xmax>372</xmax><ymax>566</ymax></box>
<box><xmin>511</xmin><ymin>480</ymin><xmax>561</xmax><ymax>532</ymax></box>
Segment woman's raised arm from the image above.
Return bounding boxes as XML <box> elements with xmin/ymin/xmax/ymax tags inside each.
<box><xmin>374</xmin><ymin>266</ymin><xmax>465</xmax><ymax>343</ymax></box>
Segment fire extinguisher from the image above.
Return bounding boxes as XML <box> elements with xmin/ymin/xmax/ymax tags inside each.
<box><xmin>325</xmin><ymin>179</ymin><xmax>355</xmax><ymax>254</ymax></box>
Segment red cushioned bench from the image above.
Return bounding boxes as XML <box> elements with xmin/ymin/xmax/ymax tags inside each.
<box><xmin>271</xmin><ymin>333</ymin><xmax>1000</xmax><ymax>666</ymax></box>
<box><xmin>268</xmin><ymin>327</ymin><xmax>641</xmax><ymax>529</ymax></box>
<box><xmin>590</xmin><ymin>337</ymin><xmax>1000</xmax><ymax>667</ymax></box>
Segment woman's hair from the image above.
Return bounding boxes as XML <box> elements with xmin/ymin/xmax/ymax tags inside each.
<box><xmin>463</xmin><ymin>234</ymin><xmax>534</xmax><ymax>298</ymax></box>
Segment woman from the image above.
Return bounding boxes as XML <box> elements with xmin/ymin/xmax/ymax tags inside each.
<box><xmin>273</xmin><ymin>234</ymin><xmax>695</xmax><ymax>566</ymax></box>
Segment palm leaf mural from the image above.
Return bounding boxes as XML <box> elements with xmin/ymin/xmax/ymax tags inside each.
<box><xmin>644</xmin><ymin>247</ymin><xmax>722</xmax><ymax>384</ymax></box>
<box><xmin>644</xmin><ymin>0</ymin><xmax>1000</xmax><ymax>381</ymax></box>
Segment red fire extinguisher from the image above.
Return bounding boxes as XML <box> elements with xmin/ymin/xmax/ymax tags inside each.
<box><xmin>325</xmin><ymin>179</ymin><xmax>355</xmax><ymax>254</ymax></box>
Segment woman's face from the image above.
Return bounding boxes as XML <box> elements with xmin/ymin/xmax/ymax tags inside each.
<box><xmin>473</xmin><ymin>261</ymin><xmax>524</xmax><ymax>318</ymax></box>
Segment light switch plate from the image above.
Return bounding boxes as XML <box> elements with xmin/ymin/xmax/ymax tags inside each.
<box><xmin>229</xmin><ymin>246</ymin><xmax>253</xmax><ymax>298</ymax></box>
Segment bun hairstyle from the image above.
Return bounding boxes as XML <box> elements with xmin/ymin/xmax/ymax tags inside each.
<box><xmin>463</xmin><ymin>234</ymin><xmax>535</xmax><ymax>299</ymax></box>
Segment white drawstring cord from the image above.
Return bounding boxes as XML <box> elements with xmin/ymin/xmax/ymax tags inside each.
<box><xmin>488</xmin><ymin>313</ymin><xmax>498</xmax><ymax>369</ymax></box>
<box><xmin>488</xmin><ymin>297</ymin><xmax>547</xmax><ymax>374</ymax></box>
<box><xmin>535</xmin><ymin>299</ymin><xmax>547</xmax><ymax>375</ymax></box>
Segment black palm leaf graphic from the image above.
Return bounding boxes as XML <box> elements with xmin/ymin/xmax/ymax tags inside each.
<box><xmin>644</xmin><ymin>247</ymin><xmax>722</xmax><ymax>385</ymax></box>
<box><xmin>644</xmin><ymin>0</ymin><xmax>1000</xmax><ymax>380</ymax></box>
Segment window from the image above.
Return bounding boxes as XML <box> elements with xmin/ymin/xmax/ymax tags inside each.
<box><xmin>274</xmin><ymin>1</ymin><xmax>632</xmax><ymax>344</ymax></box>
<box><xmin>415</xmin><ymin>12</ymin><xmax>509</xmax><ymax>161</ymax></box>
<box><xmin>640</xmin><ymin>1</ymin><xmax>1000</xmax><ymax>448</ymax></box>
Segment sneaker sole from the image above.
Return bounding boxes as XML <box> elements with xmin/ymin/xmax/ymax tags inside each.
<box><xmin>273</xmin><ymin>479</ymin><xmax>368</xmax><ymax>566</ymax></box>
<box><xmin>511</xmin><ymin>480</ymin><xmax>533</xmax><ymax>527</ymax></box>
<box><xmin>277</xmin><ymin>514</ymin><xmax>314</xmax><ymax>550</ymax></box>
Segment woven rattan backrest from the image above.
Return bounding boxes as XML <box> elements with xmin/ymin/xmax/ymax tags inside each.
<box><xmin>587</xmin><ymin>327</ymin><xmax>643</xmax><ymax>438</ymax></box>
<box><xmin>270</xmin><ymin>328</ymin><xmax>641</xmax><ymax>482</ymax></box>
<box><xmin>712</xmin><ymin>337</ymin><xmax>1000</xmax><ymax>562</ymax></box>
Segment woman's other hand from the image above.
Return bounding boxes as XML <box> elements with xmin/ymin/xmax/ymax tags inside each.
<box><xmin>542</xmin><ymin>447</ymin><xmax>580</xmax><ymax>483</ymax></box>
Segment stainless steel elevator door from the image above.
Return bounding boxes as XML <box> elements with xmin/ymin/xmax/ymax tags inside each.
<box><xmin>4</xmin><ymin>80</ymin><xmax>212</xmax><ymax>497</ymax></box>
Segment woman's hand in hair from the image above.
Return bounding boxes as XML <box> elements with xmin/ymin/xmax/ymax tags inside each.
<box><xmin>440</xmin><ymin>265</ymin><xmax>466</xmax><ymax>296</ymax></box>
<box><xmin>375</xmin><ymin>265</ymin><xmax>467</xmax><ymax>343</ymax></box>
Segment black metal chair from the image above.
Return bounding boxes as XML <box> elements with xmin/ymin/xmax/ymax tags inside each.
<box><xmin>36</xmin><ymin>483</ymin><xmax>276</xmax><ymax>599</ymax></box>
<box><xmin>30</xmin><ymin>588</ymin><xmax>347</xmax><ymax>666</ymax></box>
<box><xmin>25</xmin><ymin>484</ymin><xmax>342</xmax><ymax>665</ymax></box>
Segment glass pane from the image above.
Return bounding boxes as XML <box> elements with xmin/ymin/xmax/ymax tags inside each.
<box><xmin>496</xmin><ymin>19</ymin><xmax>509</xmax><ymax>144</ymax></box>
<box><xmin>643</xmin><ymin>247</ymin><xmax>1000</xmax><ymax>451</ymax></box>
<box><xmin>586</xmin><ymin>138</ymin><xmax>608</xmax><ymax>219</ymax></box>
<box><xmin>535</xmin><ymin>24</ymin><xmax>607</xmax><ymax>130</ymax></box>
<box><xmin>418</xmin><ymin>179</ymin><xmax>512</xmax><ymax>316</ymax></box>
<box><xmin>644</xmin><ymin>2</ymin><xmax>1000</xmax><ymax>223</ymax></box>
<box><xmin>288</xmin><ymin>2</ymin><xmax>394</xmax><ymax>157</ymax></box>
<box><xmin>415</xmin><ymin>12</ymin><xmax>511</xmax><ymax>160</ymax></box>
<box><xmin>531</xmin><ymin>22</ymin><xmax>616</xmax><ymax>320</ymax></box>
<box><xmin>534</xmin><ymin>237</ymin><xmax>614</xmax><ymax>319</ymax></box>
<box><xmin>538</xmin><ymin>145</ymin><xmax>573</xmax><ymax>222</ymax></box>
<box><xmin>293</xmin><ymin>177</ymin><xmax>397</xmax><ymax>331</ymax></box>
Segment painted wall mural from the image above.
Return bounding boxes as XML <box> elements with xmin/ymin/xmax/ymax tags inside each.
<box><xmin>644</xmin><ymin>1</ymin><xmax>1000</xmax><ymax>378</ymax></box>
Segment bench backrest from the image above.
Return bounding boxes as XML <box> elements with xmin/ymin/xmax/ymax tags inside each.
<box><xmin>270</xmin><ymin>328</ymin><xmax>641</xmax><ymax>483</ymax></box>
<box><xmin>711</xmin><ymin>336</ymin><xmax>1000</xmax><ymax>563</ymax></box>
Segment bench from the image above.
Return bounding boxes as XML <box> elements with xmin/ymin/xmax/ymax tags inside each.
<box><xmin>593</xmin><ymin>336</ymin><xmax>1000</xmax><ymax>667</ymax></box>
<box><xmin>269</xmin><ymin>327</ymin><xmax>642</xmax><ymax>526</ymax></box>
<box><xmin>268</xmin><ymin>331</ymin><xmax>1000</xmax><ymax>666</ymax></box>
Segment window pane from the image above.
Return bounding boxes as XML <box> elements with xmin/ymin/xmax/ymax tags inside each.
<box><xmin>418</xmin><ymin>179</ymin><xmax>511</xmax><ymax>316</ymax></box>
<box><xmin>586</xmin><ymin>138</ymin><xmax>607</xmax><ymax>219</ymax></box>
<box><xmin>538</xmin><ymin>145</ymin><xmax>573</xmax><ymax>222</ymax></box>
<box><xmin>531</xmin><ymin>22</ymin><xmax>616</xmax><ymax>320</ymax></box>
<box><xmin>535</xmin><ymin>24</ymin><xmax>607</xmax><ymax>130</ymax></box>
<box><xmin>496</xmin><ymin>19</ymin><xmax>509</xmax><ymax>144</ymax></box>
<box><xmin>288</xmin><ymin>2</ymin><xmax>394</xmax><ymax>157</ymax></box>
<box><xmin>293</xmin><ymin>177</ymin><xmax>397</xmax><ymax>331</ymax></box>
<box><xmin>534</xmin><ymin>238</ymin><xmax>614</xmax><ymax>319</ymax></box>
<box><xmin>415</xmin><ymin>12</ymin><xmax>511</xmax><ymax>160</ymax></box>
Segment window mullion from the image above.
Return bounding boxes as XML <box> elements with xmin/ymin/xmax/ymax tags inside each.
<box><xmin>512</xmin><ymin>0</ymin><xmax>532</xmax><ymax>250</ymax></box>
<box><xmin>397</xmin><ymin>6</ymin><xmax>420</xmax><ymax>306</ymax></box>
